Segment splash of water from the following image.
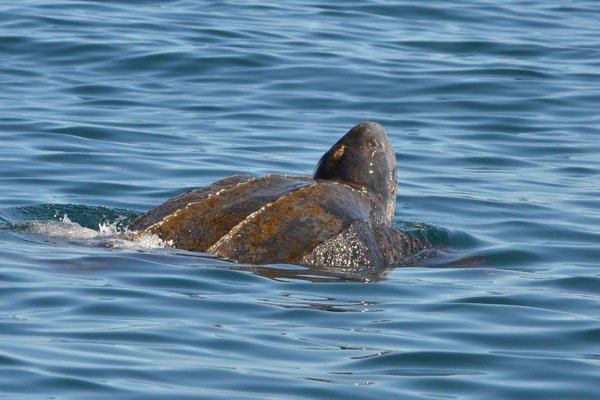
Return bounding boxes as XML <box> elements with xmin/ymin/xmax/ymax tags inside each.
<box><xmin>1</xmin><ymin>205</ymin><xmax>171</xmax><ymax>251</ymax></box>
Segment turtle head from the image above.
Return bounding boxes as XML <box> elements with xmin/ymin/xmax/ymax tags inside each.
<box><xmin>313</xmin><ymin>121</ymin><xmax>397</xmax><ymax>222</ymax></box>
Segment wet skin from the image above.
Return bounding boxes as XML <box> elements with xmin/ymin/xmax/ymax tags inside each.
<box><xmin>129</xmin><ymin>122</ymin><xmax>428</xmax><ymax>268</ymax></box>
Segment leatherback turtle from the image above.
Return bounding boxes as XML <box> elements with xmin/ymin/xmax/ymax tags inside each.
<box><xmin>129</xmin><ymin>122</ymin><xmax>428</xmax><ymax>267</ymax></box>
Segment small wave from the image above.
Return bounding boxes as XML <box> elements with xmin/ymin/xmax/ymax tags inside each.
<box><xmin>1</xmin><ymin>204</ymin><xmax>170</xmax><ymax>251</ymax></box>
<box><xmin>4</xmin><ymin>215</ymin><xmax>170</xmax><ymax>251</ymax></box>
<box><xmin>396</xmin><ymin>220</ymin><xmax>454</xmax><ymax>247</ymax></box>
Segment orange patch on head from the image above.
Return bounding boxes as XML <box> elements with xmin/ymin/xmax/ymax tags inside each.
<box><xmin>332</xmin><ymin>145</ymin><xmax>345</xmax><ymax>161</ymax></box>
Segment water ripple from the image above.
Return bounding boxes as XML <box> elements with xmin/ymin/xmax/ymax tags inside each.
<box><xmin>1</xmin><ymin>0</ymin><xmax>600</xmax><ymax>399</ymax></box>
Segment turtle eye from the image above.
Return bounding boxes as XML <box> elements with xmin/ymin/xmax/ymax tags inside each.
<box><xmin>368</xmin><ymin>139</ymin><xmax>383</xmax><ymax>153</ymax></box>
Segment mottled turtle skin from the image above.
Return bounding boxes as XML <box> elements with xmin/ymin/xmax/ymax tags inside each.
<box><xmin>129</xmin><ymin>122</ymin><xmax>428</xmax><ymax>268</ymax></box>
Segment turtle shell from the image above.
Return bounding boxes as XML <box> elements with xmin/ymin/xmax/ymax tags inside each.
<box><xmin>128</xmin><ymin>174</ymin><xmax>426</xmax><ymax>268</ymax></box>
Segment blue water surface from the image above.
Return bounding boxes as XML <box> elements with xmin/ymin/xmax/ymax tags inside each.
<box><xmin>1</xmin><ymin>1</ymin><xmax>599</xmax><ymax>399</ymax></box>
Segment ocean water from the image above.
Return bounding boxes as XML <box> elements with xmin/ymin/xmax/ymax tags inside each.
<box><xmin>1</xmin><ymin>0</ymin><xmax>599</xmax><ymax>398</ymax></box>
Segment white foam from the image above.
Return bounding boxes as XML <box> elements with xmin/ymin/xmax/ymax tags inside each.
<box><xmin>12</xmin><ymin>215</ymin><xmax>171</xmax><ymax>251</ymax></box>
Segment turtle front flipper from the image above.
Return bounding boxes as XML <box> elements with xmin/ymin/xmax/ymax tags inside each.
<box><xmin>373</xmin><ymin>224</ymin><xmax>430</xmax><ymax>267</ymax></box>
<box><xmin>301</xmin><ymin>222</ymin><xmax>430</xmax><ymax>269</ymax></box>
<box><xmin>300</xmin><ymin>219</ymin><xmax>385</xmax><ymax>268</ymax></box>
